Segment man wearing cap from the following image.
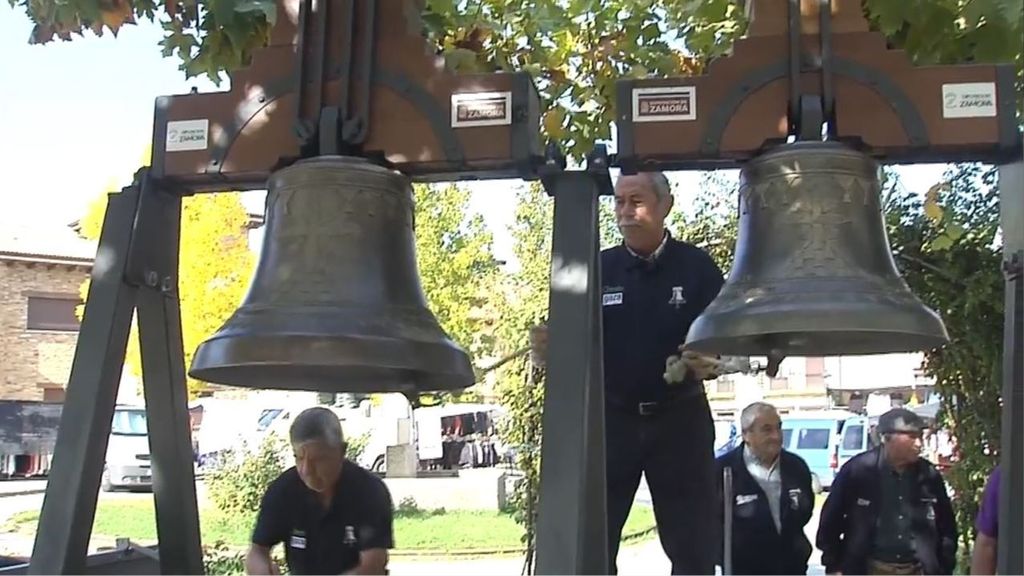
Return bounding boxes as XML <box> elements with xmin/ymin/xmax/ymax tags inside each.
<box><xmin>816</xmin><ymin>408</ymin><xmax>957</xmax><ymax>575</ymax></box>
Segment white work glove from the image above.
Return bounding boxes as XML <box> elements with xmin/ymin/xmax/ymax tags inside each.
<box><xmin>664</xmin><ymin>346</ymin><xmax>757</xmax><ymax>383</ymax></box>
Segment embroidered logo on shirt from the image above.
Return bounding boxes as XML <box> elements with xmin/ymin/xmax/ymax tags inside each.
<box><xmin>857</xmin><ymin>498</ymin><xmax>872</xmax><ymax>507</ymax></box>
<box><xmin>788</xmin><ymin>488</ymin><xmax>801</xmax><ymax>510</ymax></box>
<box><xmin>289</xmin><ymin>531</ymin><xmax>307</xmax><ymax>550</ymax></box>
<box><xmin>343</xmin><ymin>525</ymin><xmax>357</xmax><ymax>545</ymax></box>
<box><xmin>668</xmin><ymin>286</ymin><xmax>686</xmax><ymax>309</ymax></box>
<box><xmin>922</xmin><ymin>497</ymin><xmax>937</xmax><ymax>520</ymax></box>
<box><xmin>735</xmin><ymin>494</ymin><xmax>758</xmax><ymax>506</ymax></box>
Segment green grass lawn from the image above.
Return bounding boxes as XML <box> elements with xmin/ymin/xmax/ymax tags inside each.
<box><xmin>6</xmin><ymin>500</ymin><xmax>656</xmax><ymax>552</ymax></box>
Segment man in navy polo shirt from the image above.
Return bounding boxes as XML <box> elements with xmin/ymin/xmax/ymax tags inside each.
<box><xmin>601</xmin><ymin>171</ymin><xmax>731</xmax><ymax>575</ymax></box>
<box><xmin>246</xmin><ymin>407</ymin><xmax>394</xmax><ymax>575</ymax></box>
<box><xmin>532</xmin><ymin>171</ymin><xmax>744</xmax><ymax>574</ymax></box>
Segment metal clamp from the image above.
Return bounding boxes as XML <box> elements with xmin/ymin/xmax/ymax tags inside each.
<box><xmin>295</xmin><ymin>0</ymin><xmax>378</xmax><ymax>157</ymax></box>
<box><xmin>788</xmin><ymin>0</ymin><xmax>836</xmax><ymax>141</ymax></box>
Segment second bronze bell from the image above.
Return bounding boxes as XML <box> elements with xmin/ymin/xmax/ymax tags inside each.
<box><xmin>189</xmin><ymin>156</ymin><xmax>475</xmax><ymax>394</ymax></box>
<box><xmin>685</xmin><ymin>141</ymin><xmax>949</xmax><ymax>358</ymax></box>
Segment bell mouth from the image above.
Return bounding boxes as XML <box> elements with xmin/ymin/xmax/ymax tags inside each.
<box><xmin>683</xmin><ymin>295</ymin><xmax>949</xmax><ymax>357</ymax></box>
<box><xmin>189</xmin><ymin>334</ymin><xmax>475</xmax><ymax>393</ymax></box>
<box><xmin>684</xmin><ymin>330</ymin><xmax>948</xmax><ymax>358</ymax></box>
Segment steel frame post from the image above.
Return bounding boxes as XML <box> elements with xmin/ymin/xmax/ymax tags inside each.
<box><xmin>28</xmin><ymin>171</ymin><xmax>203</xmax><ymax>575</ymax></box>
<box><xmin>130</xmin><ymin>173</ymin><xmax>204</xmax><ymax>575</ymax></box>
<box><xmin>997</xmin><ymin>142</ymin><xmax>1023</xmax><ymax>576</ymax></box>
<box><xmin>534</xmin><ymin>169</ymin><xmax>609</xmax><ymax>575</ymax></box>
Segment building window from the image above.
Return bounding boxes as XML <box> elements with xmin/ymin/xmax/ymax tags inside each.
<box><xmin>716</xmin><ymin>377</ymin><xmax>734</xmax><ymax>394</ymax></box>
<box><xmin>42</xmin><ymin>387</ymin><xmax>65</xmax><ymax>403</ymax></box>
<box><xmin>27</xmin><ymin>295</ymin><xmax>81</xmax><ymax>332</ymax></box>
<box><xmin>770</xmin><ymin>377</ymin><xmax>789</xmax><ymax>390</ymax></box>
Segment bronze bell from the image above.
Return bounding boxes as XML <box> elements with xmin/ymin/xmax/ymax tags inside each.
<box><xmin>684</xmin><ymin>141</ymin><xmax>949</xmax><ymax>358</ymax></box>
<box><xmin>189</xmin><ymin>155</ymin><xmax>475</xmax><ymax>394</ymax></box>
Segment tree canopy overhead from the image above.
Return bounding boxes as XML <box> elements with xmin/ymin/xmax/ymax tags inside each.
<box><xmin>10</xmin><ymin>0</ymin><xmax>1021</xmax><ymax>160</ymax></box>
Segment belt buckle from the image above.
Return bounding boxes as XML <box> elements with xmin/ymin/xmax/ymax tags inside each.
<box><xmin>638</xmin><ymin>401</ymin><xmax>658</xmax><ymax>416</ymax></box>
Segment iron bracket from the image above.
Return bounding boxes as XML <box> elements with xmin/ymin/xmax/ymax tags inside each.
<box><xmin>789</xmin><ymin>0</ymin><xmax>835</xmax><ymax>141</ymax></box>
<box><xmin>295</xmin><ymin>0</ymin><xmax>377</xmax><ymax>157</ymax></box>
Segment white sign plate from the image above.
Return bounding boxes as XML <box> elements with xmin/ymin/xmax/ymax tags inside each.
<box><xmin>942</xmin><ymin>82</ymin><xmax>997</xmax><ymax>119</ymax></box>
<box><xmin>632</xmin><ymin>86</ymin><xmax>697</xmax><ymax>122</ymax></box>
<box><xmin>166</xmin><ymin>119</ymin><xmax>209</xmax><ymax>152</ymax></box>
<box><xmin>451</xmin><ymin>92</ymin><xmax>513</xmax><ymax>127</ymax></box>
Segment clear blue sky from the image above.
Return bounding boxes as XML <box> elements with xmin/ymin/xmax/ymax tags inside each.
<box><xmin>0</xmin><ymin>8</ymin><xmax>950</xmax><ymax>266</ymax></box>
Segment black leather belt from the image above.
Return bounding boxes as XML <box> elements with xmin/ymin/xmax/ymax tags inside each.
<box><xmin>609</xmin><ymin>384</ymin><xmax>703</xmax><ymax>417</ymax></box>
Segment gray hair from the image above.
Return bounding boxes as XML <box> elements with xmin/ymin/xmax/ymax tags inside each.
<box><xmin>616</xmin><ymin>171</ymin><xmax>673</xmax><ymax>202</ymax></box>
<box><xmin>740</xmin><ymin>402</ymin><xmax>779</xmax><ymax>432</ymax></box>
<box><xmin>647</xmin><ymin>172</ymin><xmax>672</xmax><ymax>202</ymax></box>
<box><xmin>289</xmin><ymin>407</ymin><xmax>345</xmax><ymax>448</ymax></box>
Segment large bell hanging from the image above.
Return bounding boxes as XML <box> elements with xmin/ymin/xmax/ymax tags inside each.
<box><xmin>684</xmin><ymin>141</ymin><xmax>949</xmax><ymax>357</ymax></box>
<box><xmin>189</xmin><ymin>155</ymin><xmax>475</xmax><ymax>394</ymax></box>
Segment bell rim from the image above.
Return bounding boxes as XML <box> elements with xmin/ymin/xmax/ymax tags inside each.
<box><xmin>189</xmin><ymin>334</ymin><xmax>475</xmax><ymax>392</ymax></box>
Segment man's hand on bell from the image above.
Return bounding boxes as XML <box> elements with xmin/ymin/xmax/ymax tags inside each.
<box><xmin>664</xmin><ymin>348</ymin><xmax>721</xmax><ymax>383</ymax></box>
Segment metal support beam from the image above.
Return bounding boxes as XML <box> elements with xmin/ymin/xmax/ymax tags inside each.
<box><xmin>29</xmin><ymin>186</ymin><xmax>142</xmax><ymax>574</ymax></box>
<box><xmin>997</xmin><ymin>141</ymin><xmax>1023</xmax><ymax>576</ymax></box>
<box><xmin>29</xmin><ymin>171</ymin><xmax>204</xmax><ymax>575</ymax></box>
<box><xmin>535</xmin><ymin>169</ymin><xmax>608</xmax><ymax>575</ymax></box>
<box><xmin>131</xmin><ymin>174</ymin><xmax>204</xmax><ymax>575</ymax></box>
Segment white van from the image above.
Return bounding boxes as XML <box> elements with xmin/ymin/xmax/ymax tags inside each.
<box><xmin>781</xmin><ymin>410</ymin><xmax>874</xmax><ymax>492</ymax></box>
<box><xmin>101</xmin><ymin>405</ymin><xmax>152</xmax><ymax>491</ymax></box>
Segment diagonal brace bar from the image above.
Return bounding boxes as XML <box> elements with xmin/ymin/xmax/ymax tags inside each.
<box><xmin>29</xmin><ymin>184</ymin><xmax>142</xmax><ymax>574</ymax></box>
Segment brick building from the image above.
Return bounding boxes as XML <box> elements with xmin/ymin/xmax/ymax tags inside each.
<box><xmin>0</xmin><ymin>223</ymin><xmax>96</xmax><ymax>403</ymax></box>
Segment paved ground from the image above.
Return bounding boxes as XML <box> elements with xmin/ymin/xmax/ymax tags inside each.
<box><xmin>0</xmin><ymin>476</ymin><xmax>825</xmax><ymax>574</ymax></box>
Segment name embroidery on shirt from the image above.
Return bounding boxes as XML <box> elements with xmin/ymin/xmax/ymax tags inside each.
<box><xmin>289</xmin><ymin>531</ymin><xmax>307</xmax><ymax>550</ymax></box>
<box><xmin>668</xmin><ymin>286</ymin><xmax>686</xmax><ymax>309</ymax></box>
<box><xmin>603</xmin><ymin>291</ymin><xmax>624</xmax><ymax>306</ymax></box>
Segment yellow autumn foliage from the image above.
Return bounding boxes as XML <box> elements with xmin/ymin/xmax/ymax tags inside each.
<box><xmin>76</xmin><ymin>165</ymin><xmax>254</xmax><ymax>399</ymax></box>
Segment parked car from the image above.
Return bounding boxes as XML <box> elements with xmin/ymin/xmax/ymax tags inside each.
<box><xmin>780</xmin><ymin>410</ymin><xmax>874</xmax><ymax>493</ymax></box>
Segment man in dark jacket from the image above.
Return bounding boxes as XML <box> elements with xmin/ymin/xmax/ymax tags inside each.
<box><xmin>816</xmin><ymin>408</ymin><xmax>957</xmax><ymax>575</ymax></box>
<box><xmin>717</xmin><ymin>402</ymin><xmax>815</xmax><ymax>575</ymax></box>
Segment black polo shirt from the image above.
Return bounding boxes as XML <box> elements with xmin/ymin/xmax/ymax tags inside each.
<box><xmin>601</xmin><ymin>233</ymin><xmax>725</xmax><ymax>406</ymax></box>
<box><xmin>252</xmin><ymin>460</ymin><xmax>394</xmax><ymax>575</ymax></box>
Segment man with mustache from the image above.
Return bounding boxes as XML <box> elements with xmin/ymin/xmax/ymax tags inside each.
<box><xmin>716</xmin><ymin>402</ymin><xmax>815</xmax><ymax>575</ymax></box>
<box><xmin>533</xmin><ymin>171</ymin><xmax>748</xmax><ymax>574</ymax></box>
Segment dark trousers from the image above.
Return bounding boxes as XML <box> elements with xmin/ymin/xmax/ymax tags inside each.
<box><xmin>605</xmin><ymin>393</ymin><xmax>717</xmax><ymax>575</ymax></box>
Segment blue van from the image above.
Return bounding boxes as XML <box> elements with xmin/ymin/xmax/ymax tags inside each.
<box><xmin>781</xmin><ymin>410</ymin><xmax>874</xmax><ymax>492</ymax></box>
